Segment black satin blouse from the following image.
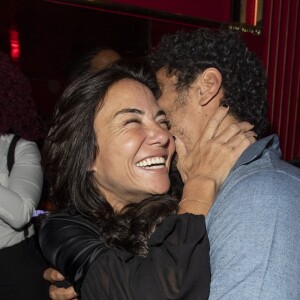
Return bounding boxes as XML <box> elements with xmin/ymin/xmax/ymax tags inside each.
<box><xmin>39</xmin><ymin>211</ymin><xmax>210</xmax><ymax>299</ymax></box>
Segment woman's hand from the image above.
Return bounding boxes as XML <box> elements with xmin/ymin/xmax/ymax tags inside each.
<box><xmin>43</xmin><ymin>268</ymin><xmax>78</xmax><ymax>300</ymax></box>
<box><xmin>176</xmin><ymin>106</ymin><xmax>256</xmax><ymax>188</ymax></box>
<box><xmin>176</xmin><ymin>106</ymin><xmax>256</xmax><ymax>216</ymax></box>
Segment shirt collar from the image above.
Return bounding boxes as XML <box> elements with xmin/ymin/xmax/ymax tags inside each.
<box><xmin>232</xmin><ymin>134</ymin><xmax>281</xmax><ymax>171</ymax></box>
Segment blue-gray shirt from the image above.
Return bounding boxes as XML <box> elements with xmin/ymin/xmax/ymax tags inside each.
<box><xmin>206</xmin><ymin>134</ymin><xmax>300</xmax><ymax>299</ymax></box>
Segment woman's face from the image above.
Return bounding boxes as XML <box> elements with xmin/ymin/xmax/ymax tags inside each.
<box><xmin>92</xmin><ymin>79</ymin><xmax>175</xmax><ymax>210</ymax></box>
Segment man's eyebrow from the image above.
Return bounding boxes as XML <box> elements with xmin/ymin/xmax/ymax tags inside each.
<box><xmin>114</xmin><ymin>108</ymin><xmax>144</xmax><ymax>118</ymax></box>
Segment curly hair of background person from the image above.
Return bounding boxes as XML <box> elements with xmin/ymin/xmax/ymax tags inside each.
<box><xmin>0</xmin><ymin>51</ymin><xmax>46</xmax><ymax>142</ymax></box>
<box><xmin>150</xmin><ymin>29</ymin><xmax>269</xmax><ymax>138</ymax></box>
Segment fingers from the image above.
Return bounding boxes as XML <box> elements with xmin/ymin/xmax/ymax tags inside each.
<box><xmin>174</xmin><ymin>136</ymin><xmax>188</xmax><ymax>182</ymax></box>
<box><xmin>174</xmin><ymin>136</ymin><xmax>187</xmax><ymax>160</ymax></box>
<box><xmin>230</xmin><ymin>131</ymin><xmax>256</xmax><ymax>158</ymax></box>
<box><xmin>49</xmin><ymin>285</ymin><xmax>78</xmax><ymax>300</ymax></box>
<box><xmin>201</xmin><ymin>105</ymin><xmax>229</xmax><ymax>142</ymax></box>
<box><xmin>215</xmin><ymin>121</ymin><xmax>254</xmax><ymax>144</ymax></box>
<box><xmin>225</xmin><ymin>130</ymin><xmax>257</xmax><ymax>149</ymax></box>
<box><xmin>44</xmin><ymin>268</ymin><xmax>76</xmax><ymax>300</ymax></box>
<box><xmin>43</xmin><ymin>268</ymin><xmax>65</xmax><ymax>282</ymax></box>
<box><xmin>172</xmin><ymin>105</ymin><xmax>257</xmax><ymax>190</ymax></box>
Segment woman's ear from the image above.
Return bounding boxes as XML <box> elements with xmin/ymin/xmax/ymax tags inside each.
<box><xmin>90</xmin><ymin>162</ymin><xmax>97</xmax><ymax>172</ymax></box>
<box><xmin>195</xmin><ymin>68</ymin><xmax>222</xmax><ymax>106</ymax></box>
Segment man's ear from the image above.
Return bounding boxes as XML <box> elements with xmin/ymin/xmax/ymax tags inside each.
<box><xmin>195</xmin><ymin>68</ymin><xmax>222</xmax><ymax>106</ymax></box>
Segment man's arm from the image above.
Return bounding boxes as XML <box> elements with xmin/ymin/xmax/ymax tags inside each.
<box><xmin>207</xmin><ymin>171</ymin><xmax>300</xmax><ymax>300</ymax></box>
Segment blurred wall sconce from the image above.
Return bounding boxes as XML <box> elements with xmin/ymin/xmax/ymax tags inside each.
<box><xmin>230</xmin><ymin>0</ymin><xmax>264</xmax><ymax>35</ymax></box>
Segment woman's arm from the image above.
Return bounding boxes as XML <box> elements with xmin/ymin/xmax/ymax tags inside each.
<box><xmin>39</xmin><ymin>211</ymin><xmax>108</xmax><ymax>293</ymax></box>
<box><xmin>176</xmin><ymin>106</ymin><xmax>256</xmax><ymax>216</ymax></box>
<box><xmin>40</xmin><ymin>211</ymin><xmax>210</xmax><ymax>300</ymax></box>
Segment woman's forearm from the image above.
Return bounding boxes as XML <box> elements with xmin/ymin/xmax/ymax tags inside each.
<box><xmin>178</xmin><ymin>176</ymin><xmax>217</xmax><ymax>216</ymax></box>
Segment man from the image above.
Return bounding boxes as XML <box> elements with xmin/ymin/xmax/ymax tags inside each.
<box><xmin>151</xmin><ymin>28</ymin><xmax>300</xmax><ymax>299</ymax></box>
<box><xmin>44</xmin><ymin>29</ymin><xmax>300</xmax><ymax>299</ymax></box>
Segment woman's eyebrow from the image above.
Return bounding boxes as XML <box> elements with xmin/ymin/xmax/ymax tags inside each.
<box><xmin>113</xmin><ymin>108</ymin><xmax>144</xmax><ymax>118</ymax></box>
<box><xmin>113</xmin><ymin>108</ymin><xmax>166</xmax><ymax>118</ymax></box>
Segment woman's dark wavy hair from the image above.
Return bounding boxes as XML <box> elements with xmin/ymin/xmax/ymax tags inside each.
<box><xmin>150</xmin><ymin>28</ymin><xmax>269</xmax><ymax>138</ymax></box>
<box><xmin>43</xmin><ymin>59</ymin><xmax>178</xmax><ymax>256</ymax></box>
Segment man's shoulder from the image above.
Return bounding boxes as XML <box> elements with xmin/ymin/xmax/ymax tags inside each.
<box><xmin>232</xmin><ymin>155</ymin><xmax>300</xmax><ymax>186</ymax></box>
<box><xmin>206</xmin><ymin>140</ymin><xmax>300</xmax><ymax>225</ymax></box>
<box><xmin>218</xmin><ymin>157</ymin><xmax>300</xmax><ymax>209</ymax></box>
<box><xmin>226</xmin><ymin>134</ymin><xmax>300</xmax><ymax>192</ymax></box>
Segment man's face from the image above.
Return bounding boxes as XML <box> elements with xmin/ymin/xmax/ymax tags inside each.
<box><xmin>156</xmin><ymin>67</ymin><xmax>208</xmax><ymax>153</ymax></box>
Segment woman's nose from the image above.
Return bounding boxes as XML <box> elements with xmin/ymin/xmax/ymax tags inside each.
<box><xmin>146</xmin><ymin>124</ymin><xmax>170</xmax><ymax>146</ymax></box>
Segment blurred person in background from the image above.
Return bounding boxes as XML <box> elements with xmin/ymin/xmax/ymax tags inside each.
<box><xmin>0</xmin><ymin>51</ymin><xmax>49</xmax><ymax>299</ymax></box>
<box><xmin>69</xmin><ymin>46</ymin><xmax>121</xmax><ymax>80</ymax></box>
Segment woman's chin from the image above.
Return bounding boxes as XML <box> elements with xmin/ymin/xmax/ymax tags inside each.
<box><xmin>149</xmin><ymin>183</ymin><xmax>171</xmax><ymax>196</ymax></box>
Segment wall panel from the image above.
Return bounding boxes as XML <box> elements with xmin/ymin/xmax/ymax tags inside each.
<box><xmin>262</xmin><ymin>0</ymin><xmax>300</xmax><ymax>160</ymax></box>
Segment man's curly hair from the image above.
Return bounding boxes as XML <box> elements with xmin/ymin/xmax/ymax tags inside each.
<box><xmin>150</xmin><ymin>29</ymin><xmax>269</xmax><ymax>138</ymax></box>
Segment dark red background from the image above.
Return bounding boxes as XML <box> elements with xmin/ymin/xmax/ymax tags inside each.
<box><xmin>0</xmin><ymin>0</ymin><xmax>299</xmax><ymax>160</ymax></box>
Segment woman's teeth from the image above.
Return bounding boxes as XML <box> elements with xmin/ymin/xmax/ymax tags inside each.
<box><xmin>136</xmin><ymin>157</ymin><xmax>166</xmax><ymax>168</ymax></box>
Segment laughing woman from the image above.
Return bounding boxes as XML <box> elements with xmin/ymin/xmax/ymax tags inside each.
<box><xmin>40</xmin><ymin>60</ymin><xmax>255</xmax><ymax>300</ymax></box>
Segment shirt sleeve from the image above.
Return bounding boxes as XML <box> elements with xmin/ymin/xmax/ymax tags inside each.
<box><xmin>39</xmin><ymin>211</ymin><xmax>109</xmax><ymax>292</ymax></box>
<box><xmin>40</xmin><ymin>212</ymin><xmax>210</xmax><ymax>300</ymax></box>
<box><xmin>207</xmin><ymin>172</ymin><xmax>300</xmax><ymax>300</ymax></box>
<box><xmin>81</xmin><ymin>214</ymin><xmax>210</xmax><ymax>300</ymax></box>
<box><xmin>0</xmin><ymin>139</ymin><xmax>43</xmax><ymax>228</ymax></box>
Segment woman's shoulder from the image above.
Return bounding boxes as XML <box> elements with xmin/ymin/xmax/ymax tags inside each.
<box><xmin>41</xmin><ymin>209</ymin><xmax>100</xmax><ymax>236</ymax></box>
<box><xmin>150</xmin><ymin>213</ymin><xmax>206</xmax><ymax>246</ymax></box>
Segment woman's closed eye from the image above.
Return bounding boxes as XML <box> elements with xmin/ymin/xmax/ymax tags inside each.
<box><xmin>124</xmin><ymin>118</ymin><xmax>141</xmax><ymax>126</ymax></box>
<box><xmin>123</xmin><ymin>117</ymin><xmax>171</xmax><ymax>130</ymax></box>
<box><xmin>159</xmin><ymin>119</ymin><xmax>171</xmax><ymax>130</ymax></box>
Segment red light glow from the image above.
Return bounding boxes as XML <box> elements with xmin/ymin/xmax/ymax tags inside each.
<box><xmin>9</xmin><ymin>29</ymin><xmax>20</xmax><ymax>62</ymax></box>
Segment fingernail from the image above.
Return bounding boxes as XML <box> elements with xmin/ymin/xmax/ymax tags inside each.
<box><xmin>57</xmin><ymin>274</ymin><xmax>64</xmax><ymax>280</ymax></box>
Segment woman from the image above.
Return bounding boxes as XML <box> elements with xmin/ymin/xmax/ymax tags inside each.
<box><xmin>40</xmin><ymin>60</ymin><xmax>255</xmax><ymax>299</ymax></box>
<box><xmin>0</xmin><ymin>52</ymin><xmax>49</xmax><ymax>299</ymax></box>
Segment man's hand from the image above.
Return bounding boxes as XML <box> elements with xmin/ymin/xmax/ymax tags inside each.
<box><xmin>43</xmin><ymin>268</ymin><xmax>78</xmax><ymax>300</ymax></box>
